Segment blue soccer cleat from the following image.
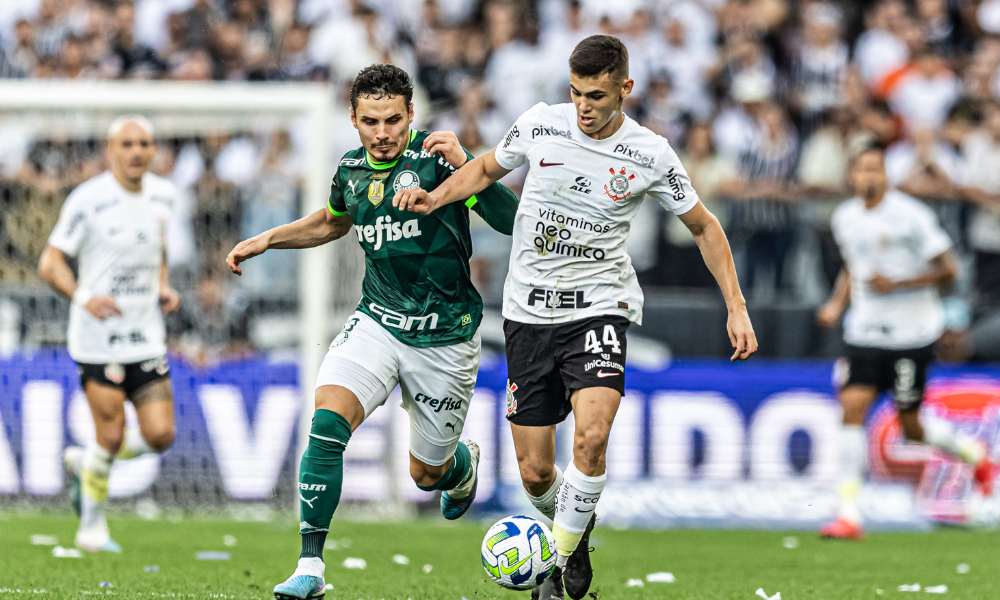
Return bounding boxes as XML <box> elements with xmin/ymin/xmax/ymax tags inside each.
<box><xmin>75</xmin><ymin>528</ymin><xmax>122</xmax><ymax>553</ymax></box>
<box><xmin>273</xmin><ymin>574</ymin><xmax>326</xmax><ymax>600</ymax></box>
<box><xmin>440</xmin><ymin>440</ymin><xmax>480</xmax><ymax>520</ymax></box>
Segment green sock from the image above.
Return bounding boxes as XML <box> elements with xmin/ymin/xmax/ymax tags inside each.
<box><xmin>416</xmin><ymin>441</ymin><xmax>471</xmax><ymax>492</ymax></box>
<box><xmin>298</xmin><ymin>409</ymin><xmax>352</xmax><ymax>559</ymax></box>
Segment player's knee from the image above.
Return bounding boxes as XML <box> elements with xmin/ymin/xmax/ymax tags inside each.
<box><xmin>573</xmin><ymin>424</ymin><xmax>610</xmax><ymax>457</ymax></box>
<box><xmin>98</xmin><ymin>429</ymin><xmax>125</xmax><ymax>455</ymax></box>
<box><xmin>518</xmin><ymin>461</ymin><xmax>555</xmax><ymax>493</ymax></box>
<box><xmin>145</xmin><ymin>425</ymin><xmax>175</xmax><ymax>452</ymax></box>
<box><xmin>410</xmin><ymin>461</ymin><xmax>447</xmax><ymax>487</ymax></box>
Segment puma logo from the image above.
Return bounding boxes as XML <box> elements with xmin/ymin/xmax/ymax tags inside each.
<box><xmin>300</xmin><ymin>494</ymin><xmax>319</xmax><ymax>508</ymax></box>
<box><xmin>347</xmin><ymin>180</ymin><xmax>358</xmax><ymax>194</ymax></box>
<box><xmin>445</xmin><ymin>422</ymin><xmax>456</xmax><ymax>431</ymax></box>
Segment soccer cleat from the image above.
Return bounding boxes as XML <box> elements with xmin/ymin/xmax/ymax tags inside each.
<box><xmin>531</xmin><ymin>566</ymin><xmax>564</xmax><ymax>600</ymax></box>
<box><xmin>273</xmin><ymin>575</ymin><xmax>326</xmax><ymax>600</ymax></box>
<box><xmin>819</xmin><ymin>518</ymin><xmax>865</xmax><ymax>541</ymax></box>
<box><xmin>75</xmin><ymin>528</ymin><xmax>122</xmax><ymax>553</ymax></box>
<box><xmin>973</xmin><ymin>453</ymin><xmax>995</xmax><ymax>497</ymax></box>
<box><xmin>563</xmin><ymin>513</ymin><xmax>596</xmax><ymax>600</ymax></box>
<box><xmin>64</xmin><ymin>446</ymin><xmax>83</xmax><ymax>517</ymax></box>
<box><xmin>440</xmin><ymin>440</ymin><xmax>480</xmax><ymax>520</ymax></box>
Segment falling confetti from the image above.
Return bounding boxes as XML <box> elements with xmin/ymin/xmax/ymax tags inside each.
<box><xmin>342</xmin><ymin>558</ymin><xmax>367</xmax><ymax>570</ymax></box>
<box><xmin>392</xmin><ymin>555</ymin><xmax>410</xmax><ymax>565</ymax></box>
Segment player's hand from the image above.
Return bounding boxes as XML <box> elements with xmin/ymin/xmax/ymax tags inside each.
<box><xmin>815</xmin><ymin>302</ymin><xmax>842</xmax><ymax>329</ymax></box>
<box><xmin>86</xmin><ymin>296</ymin><xmax>122</xmax><ymax>320</ymax></box>
<box><xmin>393</xmin><ymin>188</ymin><xmax>439</xmax><ymax>214</ymax></box>
<box><xmin>423</xmin><ymin>131</ymin><xmax>467</xmax><ymax>169</ymax></box>
<box><xmin>226</xmin><ymin>235</ymin><xmax>269</xmax><ymax>276</ymax></box>
<box><xmin>727</xmin><ymin>305</ymin><xmax>758</xmax><ymax>361</ymax></box>
<box><xmin>159</xmin><ymin>286</ymin><xmax>181</xmax><ymax>314</ymax></box>
<box><xmin>868</xmin><ymin>272</ymin><xmax>897</xmax><ymax>293</ymax></box>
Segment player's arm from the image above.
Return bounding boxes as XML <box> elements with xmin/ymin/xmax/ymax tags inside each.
<box><xmin>678</xmin><ymin>203</ymin><xmax>757</xmax><ymax>361</ymax></box>
<box><xmin>226</xmin><ymin>208</ymin><xmax>353</xmax><ymax>276</ymax></box>
<box><xmin>817</xmin><ymin>267</ymin><xmax>851</xmax><ymax>328</ymax></box>
<box><xmin>158</xmin><ymin>249</ymin><xmax>181</xmax><ymax>314</ymax></box>
<box><xmin>422</xmin><ymin>131</ymin><xmax>519</xmax><ymax>235</ymax></box>
<box><xmin>38</xmin><ymin>245</ymin><xmax>122</xmax><ymax>320</ymax></box>
<box><xmin>394</xmin><ymin>148</ymin><xmax>511</xmax><ymax>214</ymax></box>
<box><xmin>869</xmin><ymin>250</ymin><xmax>957</xmax><ymax>293</ymax></box>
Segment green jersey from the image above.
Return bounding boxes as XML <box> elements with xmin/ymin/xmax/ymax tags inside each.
<box><xmin>328</xmin><ymin>129</ymin><xmax>518</xmax><ymax>348</ymax></box>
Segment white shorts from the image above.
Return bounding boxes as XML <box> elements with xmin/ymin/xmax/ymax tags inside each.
<box><xmin>315</xmin><ymin>311</ymin><xmax>481</xmax><ymax>466</ymax></box>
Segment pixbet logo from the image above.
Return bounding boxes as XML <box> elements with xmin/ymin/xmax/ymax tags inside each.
<box><xmin>613</xmin><ymin>143</ymin><xmax>656</xmax><ymax>167</ymax></box>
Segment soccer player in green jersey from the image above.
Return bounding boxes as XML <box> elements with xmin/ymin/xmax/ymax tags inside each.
<box><xmin>225</xmin><ymin>64</ymin><xmax>518</xmax><ymax>600</ymax></box>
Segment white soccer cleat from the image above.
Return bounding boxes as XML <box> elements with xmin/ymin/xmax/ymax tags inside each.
<box><xmin>75</xmin><ymin>526</ymin><xmax>122</xmax><ymax>553</ymax></box>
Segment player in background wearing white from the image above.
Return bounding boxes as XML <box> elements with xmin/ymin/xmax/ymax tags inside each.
<box><xmin>38</xmin><ymin>116</ymin><xmax>180</xmax><ymax>552</ymax></box>
<box><xmin>396</xmin><ymin>35</ymin><xmax>757</xmax><ymax>600</ymax></box>
<box><xmin>817</xmin><ymin>144</ymin><xmax>995</xmax><ymax>541</ymax></box>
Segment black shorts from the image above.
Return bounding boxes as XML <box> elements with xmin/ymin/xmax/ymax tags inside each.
<box><xmin>504</xmin><ymin>315</ymin><xmax>629</xmax><ymax>427</ymax></box>
<box><xmin>842</xmin><ymin>344</ymin><xmax>933</xmax><ymax>411</ymax></box>
<box><xmin>78</xmin><ymin>356</ymin><xmax>171</xmax><ymax>398</ymax></box>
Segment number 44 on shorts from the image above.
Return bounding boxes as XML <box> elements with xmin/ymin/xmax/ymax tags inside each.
<box><xmin>584</xmin><ymin>324</ymin><xmax>622</xmax><ymax>354</ymax></box>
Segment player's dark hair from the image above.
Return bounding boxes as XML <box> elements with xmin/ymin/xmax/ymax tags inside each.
<box><xmin>851</xmin><ymin>140</ymin><xmax>886</xmax><ymax>166</ymax></box>
<box><xmin>350</xmin><ymin>64</ymin><xmax>414</xmax><ymax>111</ymax></box>
<box><xmin>569</xmin><ymin>35</ymin><xmax>629</xmax><ymax>81</ymax></box>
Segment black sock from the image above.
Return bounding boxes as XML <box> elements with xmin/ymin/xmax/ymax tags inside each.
<box><xmin>300</xmin><ymin>531</ymin><xmax>327</xmax><ymax>560</ymax></box>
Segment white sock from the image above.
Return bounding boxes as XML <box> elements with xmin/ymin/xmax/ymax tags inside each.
<box><xmin>525</xmin><ymin>465</ymin><xmax>563</xmax><ymax>521</ymax></box>
<box><xmin>80</xmin><ymin>443</ymin><xmax>113</xmax><ymax>531</ymax></box>
<box><xmin>922</xmin><ymin>417</ymin><xmax>985</xmax><ymax>464</ymax></box>
<box><xmin>553</xmin><ymin>462</ymin><xmax>605</xmax><ymax>566</ymax></box>
<box><xmin>837</xmin><ymin>425</ymin><xmax>866</xmax><ymax>525</ymax></box>
<box><xmin>116</xmin><ymin>427</ymin><xmax>154</xmax><ymax>460</ymax></box>
<box><xmin>293</xmin><ymin>556</ymin><xmax>325</xmax><ymax>579</ymax></box>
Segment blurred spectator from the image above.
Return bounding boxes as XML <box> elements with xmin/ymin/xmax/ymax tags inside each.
<box><xmin>885</xmin><ymin>48</ymin><xmax>961</xmax><ymax>130</ymax></box>
<box><xmin>854</xmin><ymin>0</ymin><xmax>910</xmax><ymax>88</ymax></box>
<box><xmin>788</xmin><ymin>2</ymin><xmax>847</xmax><ymax>134</ymax></box>
<box><xmin>107</xmin><ymin>3</ymin><xmax>167</xmax><ymax>79</ymax></box>
<box><xmin>279</xmin><ymin>22</ymin><xmax>324</xmax><ymax>80</ymax></box>
<box><xmin>963</xmin><ymin>99</ymin><xmax>1000</xmax><ymax>305</ymax></box>
<box><xmin>647</xmin><ymin>15</ymin><xmax>718</xmax><ymax>121</ymax></box>
<box><xmin>9</xmin><ymin>19</ymin><xmax>38</xmax><ymax>76</ymax></box>
<box><xmin>168</xmin><ymin>267</ymin><xmax>252</xmax><ymax>365</ymax></box>
<box><xmin>483</xmin><ymin>0</ymin><xmax>546</xmax><ymax>124</ymax></box>
<box><xmin>719</xmin><ymin>102</ymin><xmax>800</xmax><ymax>296</ymax></box>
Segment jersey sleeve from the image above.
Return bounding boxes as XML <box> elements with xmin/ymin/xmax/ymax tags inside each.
<box><xmin>328</xmin><ymin>166</ymin><xmax>348</xmax><ymax>216</ymax></box>
<box><xmin>914</xmin><ymin>204</ymin><xmax>952</xmax><ymax>261</ymax></box>
<box><xmin>645</xmin><ymin>139</ymin><xmax>701</xmax><ymax>215</ymax></box>
<box><xmin>494</xmin><ymin>103</ymin><xmax>547</xmax><ymax>170</ymax></box>
<box><xmin>47</xmin><ymin>188</ymin><xmax>89</xmax><ymax>257</ymax></box>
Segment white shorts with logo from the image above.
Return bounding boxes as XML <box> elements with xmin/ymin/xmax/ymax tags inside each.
<box><xmin>315</xmin><ymin>311</ymin><xmax>481</xmax><ymax>466</ymax></box>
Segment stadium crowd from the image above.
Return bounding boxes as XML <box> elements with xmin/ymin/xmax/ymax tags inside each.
<box><xmin>2</xmin><ymin>0</ymin><xmax>1000</xmax><ymax>360</ymax></box>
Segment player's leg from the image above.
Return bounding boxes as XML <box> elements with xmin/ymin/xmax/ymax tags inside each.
<box><xmin>122</xmin><ymin>357</ymin><xmax>175</xmax><ymax>458</ymax></box>
<box><xmin>276</xmin><ymin>314</ymin><xmax>396</xmax><ymax>600</ymax></box>
<box><xmin>823</xmin><ymin>382</ymin><xmax>878</xmax><ymax>539</ymax></box>
<box><xmin>511</xmin><ymin>423</ymin><xmax>561</xmax><ymax>521</ymax></box>
<box><xmin>552</xmin><ymin>317</ymin><xmax>628</xmax><ymax>600</ymax></box>
<box><xmin>892</xmin><ymin>348</ymin><xmax>994</xmax><ymax>494</ymax></box>
<box><xmin>74</xmin><ymin>373</ymin><xmax>127</xmax><ymax>552</ymax></box>
<box><xmin>397</xmin><ymin>332</ymin><xmax>481</xmax><ymax>519</ymax></box>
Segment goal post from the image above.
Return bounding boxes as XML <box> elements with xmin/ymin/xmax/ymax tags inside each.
<box><xmin>0</xmin><ymin>80</ymin><xmax>334</xmax><ymax>510</ymax></box>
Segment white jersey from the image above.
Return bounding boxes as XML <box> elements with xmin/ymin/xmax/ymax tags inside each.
<box><xmin>831</xmin><ymin>190</ymin><xmax>952</xmax><ymax>350</ymax></box>
<box><xmin>494</xmin><ymin>103</ymin><xmax>700</xmax><ymax>325</ymax></box>
<box><xmin>48</xmin><ymin>171</ymin><xmax>176</xmax><ymax>364</ymax></box>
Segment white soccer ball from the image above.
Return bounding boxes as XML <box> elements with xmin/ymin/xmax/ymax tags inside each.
<box><xmin>481</xmin><ymin>515</ymin><xmax>557</xmax><ymax>590</ymax></box>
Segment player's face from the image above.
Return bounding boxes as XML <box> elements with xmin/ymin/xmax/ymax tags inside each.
<box><xmin>107</xmin><ymin>122</ymin><xmax>155</xmax><ymax>183</ymax></box>
<box><xmin>569</xmin><ymin>72</ymin><xmax>633</xmax><ymax>137</ymax></box>
<box><xmin>351</xmin><ymin>95</ymin><xmax>415</xmax><ymax>163</ymax></box>
<box><xmin>851</xmin><ymin>150</ymin><xmax>888</xmax><ymax>201</ymax></box>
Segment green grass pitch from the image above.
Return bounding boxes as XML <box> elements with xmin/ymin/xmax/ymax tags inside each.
<box><xmin>2</xmin><ymin>513</ymin><xmax>998</xmax><ymax>599</ymax></box>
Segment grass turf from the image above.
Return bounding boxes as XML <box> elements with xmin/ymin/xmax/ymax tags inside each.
<box><xmin>1</xmin><ymin>514</ymin><xmax>998</xmax><ymax>599</ymax></box>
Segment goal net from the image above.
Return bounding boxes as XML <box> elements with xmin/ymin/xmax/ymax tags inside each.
<box><xmin>0</xmin><ymin>80</ymin><xmax>370</xmax><ymax>517</ymax></box>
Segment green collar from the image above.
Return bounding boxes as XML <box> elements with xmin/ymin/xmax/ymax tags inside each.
<box><xmin>365</xmin><ymin>129</ymin><xmax>417</xmax><ymax>170</ymax></box>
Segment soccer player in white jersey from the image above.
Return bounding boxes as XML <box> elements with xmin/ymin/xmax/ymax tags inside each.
<box><xmin>395</xmin><ymin>35</ymin><xmax>757</xmax><ymax>599</ymax></box>
<box><xmin>38</xmin><ymin>116</ymin><xmax>181</xmax><ymax>552</ymax></box>
<box><xmin>816</xmin><ymin>143</ymin><xmax>995</xmax><ymax>541</ymax></box>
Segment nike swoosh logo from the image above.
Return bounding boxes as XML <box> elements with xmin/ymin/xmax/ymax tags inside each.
<box><xmin>574</xmin><ymin>507</ymin><xmax>591</xmax><ymax>513</ymax></box>
<box><xmin>500</xmin><ymin>551</ymin><xmax>536</xmax><ymax>575</ymax></box>
<box><xmin>539</xmin><ymin>159</ymin><xmax>564</xmax><ymax>167</ymax></box>
<box><xmin>596</xmin><ymin>370</ymin><xmax>619</xmax><ymax>378</ymax></box>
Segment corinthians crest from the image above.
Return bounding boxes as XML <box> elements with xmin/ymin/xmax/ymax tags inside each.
<box><xmin>604</xmin><ymin>166</ymin><xmax>635</xmax><ymax>201</ymax></box>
